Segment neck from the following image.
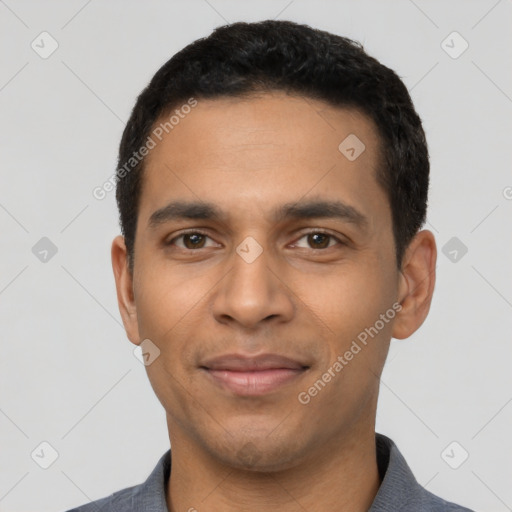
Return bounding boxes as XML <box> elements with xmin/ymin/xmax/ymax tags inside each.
<box><xmin>166</xmin><ymin>421</ymin><xmax>381</xmax><ymax>512</ymax></box>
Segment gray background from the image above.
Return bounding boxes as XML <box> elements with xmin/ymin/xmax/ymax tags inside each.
<box><xmin>1</xmin><ymin>0</ymin><xmax>511</xmax><ymax>511</ymax></box>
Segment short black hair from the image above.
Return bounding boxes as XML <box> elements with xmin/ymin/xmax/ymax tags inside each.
<box><xmin>116</xmin><ymin>20</ymin><xmax>429</xmax><ymax>272</ymax></box>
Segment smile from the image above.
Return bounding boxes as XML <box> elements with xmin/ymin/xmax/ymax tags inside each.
<box><xmin>201</xmin><ymin>367</ymin><xmax>308</xmax><ymax>396</ymax></box>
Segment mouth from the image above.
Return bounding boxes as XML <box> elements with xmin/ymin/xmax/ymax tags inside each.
<box><xmin>199</xmin><ymin>353</ymin><xmax>310</xmax><ymax>397</ymax></box>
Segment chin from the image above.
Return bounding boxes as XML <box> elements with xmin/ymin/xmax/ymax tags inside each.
<box><xmin>209</xmin><ymin>432</ymin><xmax>309</xmax><ymax>473</ymax></box>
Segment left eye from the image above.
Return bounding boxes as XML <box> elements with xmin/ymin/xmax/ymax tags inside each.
<box><xmin>293</xmin><ymin>232</ymin><xmax>341</xmax><ymax>250</ymax></box>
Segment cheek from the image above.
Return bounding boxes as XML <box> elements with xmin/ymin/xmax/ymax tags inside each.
<box><xmin>297</xmin><ymin>264</ymin><xmax>395</xmax><ymax>340</ymax></box>
<box><xmin>134</xmin><ymin>260</ymin><xmax>208</xmax><ymax>339</ymax></box>
<box><xmin>133</xmin><ymin>266</ymin><xmax>205</xmax><ymax>413</ymax></box>
<box><xmin>300</xmin><ymin>267</ymin><xmax>396</xmax><ymax>407</ymax></box>
<box><xmin>133</xmin><ymin>262</ymin><xmax>216</xmax><ymax>389</ymax></box>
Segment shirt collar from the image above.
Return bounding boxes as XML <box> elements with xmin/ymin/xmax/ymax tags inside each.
<box><xmin>369</xmin><ymin>433</ymin><xmax>424</xmax><ymax>511</ymax></box>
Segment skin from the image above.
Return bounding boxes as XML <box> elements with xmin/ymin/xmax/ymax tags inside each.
<box><xmin>111</xmin><ymin>92</ymin><xmax>436</xmax><ymax>512</ymax></box>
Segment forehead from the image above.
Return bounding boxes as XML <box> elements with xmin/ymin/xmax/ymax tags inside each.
<box><xmin>138</xmin><ymin>92</ymin><xmax>389</xmax><ymax>231</ymax></box>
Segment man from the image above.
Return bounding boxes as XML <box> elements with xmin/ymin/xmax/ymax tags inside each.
<box><xmin>68</xmin><ymin>20</ymin><xmax>475</xmax><ymax>512</ymax></box>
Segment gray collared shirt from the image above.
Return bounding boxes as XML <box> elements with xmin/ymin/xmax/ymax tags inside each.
<box><xmin>65</xmin><ymin>433</ymin><xmax>475</xmax><ymax>511</ymax></box>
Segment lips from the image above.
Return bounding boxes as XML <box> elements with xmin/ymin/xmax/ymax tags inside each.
<box><xmin>201</xmin><ymin>353</ymin><xmax>309</xmax><ymax>372</ymax></box>
<box><xmin>200</xmin><ymin>353</ymin><xmax>310</xmax><ymax>396</ymax></box>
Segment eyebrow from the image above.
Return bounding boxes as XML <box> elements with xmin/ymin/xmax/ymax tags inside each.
<box><xmin>147</xmin><ymin>199</ymin><xmax>368</xmax><ymax>230</ymax></box>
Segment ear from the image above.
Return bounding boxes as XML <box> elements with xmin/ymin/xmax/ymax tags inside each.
<box><xmin>392</xmin><ymin>229</ymin><xmax>437</xmax><ymax>340</ymax></box>
<box><xmin>111</xmin><ymin>235</ymin><xmax>140</xmax><ymax>345</ymax></box>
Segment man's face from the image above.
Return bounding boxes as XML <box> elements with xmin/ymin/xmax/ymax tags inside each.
<box><xmin>121</xmin><ymin>93</ymin><xmax>403</xmax><ymax>470</ymax></box>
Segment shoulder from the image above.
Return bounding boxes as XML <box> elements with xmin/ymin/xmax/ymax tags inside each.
<box><xmin>403</xmin><ymin>487</ymin><xmax>476</xmax><ymax>511</ymax></box>
<box><xmin>372</xmin><ymin>433</ymin><xmax>476</xmax><ymax>512</ymax></box>
<box><xmin>64</xmin><ymin>483</ymin><xmax>139</xmax><ymax>512</ymax></box>
<box><xmin>64</xmin><ymin>449</ymin><xmax>171</xmax><ymax>512</ymax></box>
<box><xmin>403</xmin><ymin>489</ymin><xmax>476</xmax><ymax>511</ymax></box>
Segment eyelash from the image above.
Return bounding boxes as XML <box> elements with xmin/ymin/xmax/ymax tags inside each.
<box><xmin>165</xmin><ymin>229</ymin><xmax>345</xmax><ymax>251</ymax></box>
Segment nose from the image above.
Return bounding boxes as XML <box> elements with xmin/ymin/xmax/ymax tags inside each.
<box><xmin>212</xmin><ymin>242</ymin><xmax>295</xmax><ymax>329</ymax></box>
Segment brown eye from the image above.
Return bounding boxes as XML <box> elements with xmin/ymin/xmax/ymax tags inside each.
<box><xmin>307</xmin><ymin>233</ymin><xmax>331</xmax><ymax>249</ymax></box>
<box><xmin>167</xmin><ymin>232</ymin><xmax>215</xmax><ymax>250</ymax></box>
<box><xmin>182</xmin><ymin>233</ymin><xmax>206</xmax><ymax>249</ymax></box>
<box><xmin>293</xmin><ymin>231</ymin><xmax>341</xmax><ymax>250</ymax></box>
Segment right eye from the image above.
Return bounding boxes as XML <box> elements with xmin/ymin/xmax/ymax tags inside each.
<box><xmin>166</xmin><ymin>231</ymin><xmax>219</xmax><ymax>250</ymax></box>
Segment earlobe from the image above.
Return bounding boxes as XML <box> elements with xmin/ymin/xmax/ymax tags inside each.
<box><xmin>111</xmin><ymin>235</ymin><xmax>140</xmax><ymax>345</ymax></box>
<box><xmin>392</xmin><ymin>230</ymin><xmax>437</xmax><ymax>340</ymax></box>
